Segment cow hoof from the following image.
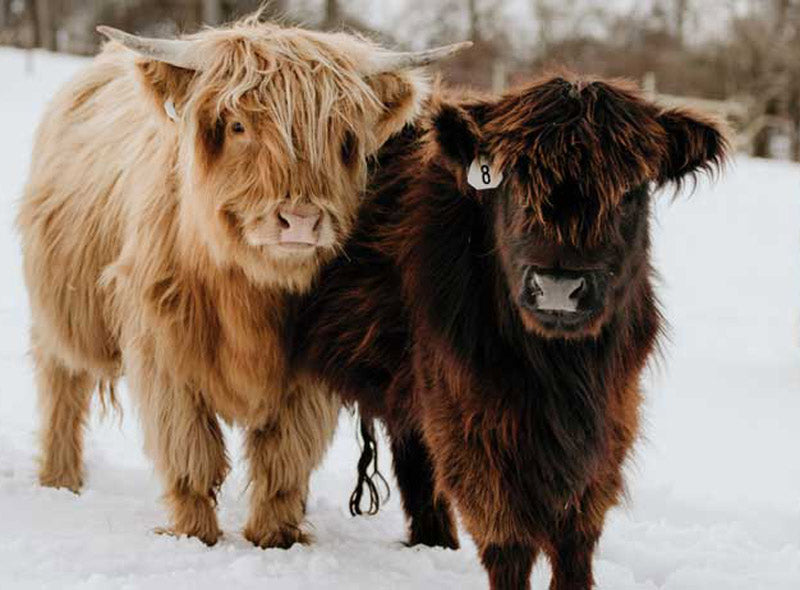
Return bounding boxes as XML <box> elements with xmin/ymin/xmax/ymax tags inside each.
<box><xmin>39</xmin><ymin>471</ymin><xmax>83</xmax><ymax>494</ymax></box>
<box><xmin>244</xmin><ymin>524</ymin><xmax>311</xmax><ymax>549</ymax></box>
<box><xmin>154</xmin><ymin>525</ymin><xmax>222</xmax><ymax>546</ymax></box>
<box><xmin>408</xmin><ymin>528</ymin><xmax>460</xmax><ymax>550</ymax></box>
<box><xmin>408</xmin><ymin>510</ymin><xmax>460</xmax><ymax>550</ymax></box>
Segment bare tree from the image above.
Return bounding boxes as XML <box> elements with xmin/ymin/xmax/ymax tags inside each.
<box><xmin>202</xmin><ymin>0</ymin><xmax>223</xmax><ymax>25</ymax></box>
<box><xmin>532</xmin><ymin>0</ymin><xmax>556</xmax><ymax>52</ymax></box>
<box><xmin>0</xmin><ymin>0</ymin><xmax>8</xmax><ymax>29</ymax></box>
<box><xmin>467</xmin><ymin>0</ymin><xmax>479</xmax><ymax>41</ymax></box>
<box><xmin>33</xmin><ymin>0</ymin><xmax>57</xmax><ymax>51</ymax></box>
<box><xmin>322</xmin><ymin>0</ymin><xmax>342</xmax><ymax>29</ymax></box>
<box><xmin>674</xmin><ymin>0</ymin><xmax>688</xmax><ymax>44</ymax></box>
<box><xmin>250</xmin><ymin>0</ymin><xmax>288</xmax><ymax>20</ymax></box>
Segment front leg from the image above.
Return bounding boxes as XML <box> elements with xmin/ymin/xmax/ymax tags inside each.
<box><xmin>244</xmin><ymin>379</ymin><xmax>339</xmax><ymax>549</ymax></box>
<box><xmin>546</xmin><ymin>471</ymin><xmax>623</xmax><ymax>590</ymax></box>
<box><xmin>547</xmin><ymin>416</ymin><xmax>632</xmax><ymax>589</ymax></box>
<box><xmin>129</xmin><ymin>357</ymin><xmax>229</xmax><ymax>546</ymax></box>
<box><xmin>546</xmin><ymin>509</ymin><xmax>600</xmax><ymax>590</ymax></box>
<box><xmin>481</xmin><ymin>543</ymin><xmax>538</xmax><ymax>590</ymax></box>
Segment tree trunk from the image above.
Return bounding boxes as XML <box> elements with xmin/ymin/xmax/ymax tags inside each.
<box><xmin>323</xmin><ymin>0</ymin><xmax>341</xmax><ymax>28</ymax></box>
<box><xmin>773</xmin><ymin>0</ymin><xmax>790</xmax><ymax>26</ymax></box>
<box><xmin>202</xmin><ymin>0</ymin><xmax>223</xmax><ymax>25</ymax></box>
<box><xmin>674</xmin><ymin>0</ymin><xmax>688</xmax><ymax>45</ymax></box>
<box><xmin>791</xmin><ymin>122</ymin><xmax>800</xmax><ymax>162</ymax></box>
<box><xmin>468</xmin><ymin>0</ymin><xmax>479</xmax><ymax>41</ymax></box>
<box><xmin>753</xmin><ymin>98</ymin><xmax>779</xmax><ymax>158</ymax></box>
<box><xmin>533</xmin><ymin>0</ymin><xmax>553</xmax><ymax>53</ymax></box>
<box><xmin>34</xmin><ymin>0</ymin><xmax>56</xmax><ymax>51</ymax></box>
<box><xmin>269</xmin><ymin>0</ymin><xmax>288</xmax><ymax>17</ymax></box>
<box><xmin>789</xmin><ymin>86</ymin><xmax>800</xmax><ymax>162</ymax></box>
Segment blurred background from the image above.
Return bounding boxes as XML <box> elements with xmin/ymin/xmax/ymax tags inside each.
<box><xmin>0</xmin><ymin>0</ymin><xmax>797</xmax><ymax>160</ymax></box>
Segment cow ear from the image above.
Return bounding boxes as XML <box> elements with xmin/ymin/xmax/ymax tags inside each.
<box><xmin>657</xmin><ymin>108</ymin><xmax>728</xmax><ymax>185</ymax></box>
<box><xmin>365</xmin><ymin>71</ymin><xmax>429</xmax><ymax>148</ymax></box>
<box><xmin>430</xmin><ymin>103</ymin><xmax>481</xmax><ymax>166</ymax></box>
<box><xmin>135</xmin><ymin>59</ymin><xmax>195</xmax><ymax>122</ymax></box>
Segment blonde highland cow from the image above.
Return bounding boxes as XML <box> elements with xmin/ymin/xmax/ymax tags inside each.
<box><xmin>17</xmin><ymin>12</ymin><xmax>468</xmax><ymax>548</ymax></box>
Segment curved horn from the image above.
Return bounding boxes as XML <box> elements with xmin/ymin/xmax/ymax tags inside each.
<box><xmin>368</xmin><ymin>41</ymin><xmax>473</xmax><ymax>74</ymax></box>
<box><xmin>96</xmin><ymin>25</ymin><xmax>201</xmax><ymax>70</ymax></box>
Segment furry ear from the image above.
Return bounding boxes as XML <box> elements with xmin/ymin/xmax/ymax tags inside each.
<box><xmin>430</xmin><ymin>103</ymin><xmax>482</xmax><ymax>165</ymax></box>
<box><xmin>135</xmin><ymin>59</ymin><xmax>196</xmax><ymax>122</ymax></box>
<box><xmin>657</xmin><ymin>108</ymin><xmax>728</xmax><ymax>184</ymax></box>
<box><xmin>365</xmin><ymin>71</ymin><xmax>429</xmax><ymax>148</ymax></box>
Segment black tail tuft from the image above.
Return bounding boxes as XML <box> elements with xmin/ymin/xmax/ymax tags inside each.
<box><xmin>349</xmin><ymin>415</ymin><xmax>390</xmax><ymax>516</ymax></box>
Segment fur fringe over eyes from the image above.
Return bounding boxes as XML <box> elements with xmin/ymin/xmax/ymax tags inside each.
<box><xmin>457</xmin><ymin>75</ymin><xmax>729</xmax><ymax>244</ymax></box>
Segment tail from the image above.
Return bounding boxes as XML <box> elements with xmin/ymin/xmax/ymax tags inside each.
<box><xmin>349</xmin><ymin>415</ymin><xmax>390</xmax><ymax>516</ymax></box>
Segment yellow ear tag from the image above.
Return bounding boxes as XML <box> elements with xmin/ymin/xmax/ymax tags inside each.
<box><xmin>467</xmin><ymin>154</ymin><xmax>503</xmax><ymax>190</ymax></box>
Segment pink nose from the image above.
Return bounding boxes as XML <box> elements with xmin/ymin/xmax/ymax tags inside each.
<box><xmin>277</xmin><ymin>204</ymin><xmax>322</xmax><ymax>246</ymax></box>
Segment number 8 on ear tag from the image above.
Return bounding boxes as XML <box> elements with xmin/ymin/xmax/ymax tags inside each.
<box><xmin>467</xmin><ymin>154</ymin><xmax>503</xmax><ymax>190</ymax></box>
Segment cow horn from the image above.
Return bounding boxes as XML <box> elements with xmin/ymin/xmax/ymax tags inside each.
<box><xmin>367</xmin><ymin>41</ymin><xmax>473</xmax><ymax>74</ymax></box>
<box><xmin>96</xmin><ymin>26</ymin><xmax>202</xmax><ymax>71</ymax></box>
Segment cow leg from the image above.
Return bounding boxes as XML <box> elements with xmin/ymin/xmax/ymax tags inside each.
<box><xmin>243</xmin><ymin>381</ymin><xmax>339</xmax><ymax>549</ymax></box>
<box><xmin>481</xmin><ymin>543</ymin><xmax>538</xmax><ymax>590</ymax></box>
<box><xmin>158</xmin><ymin>401</ymin><xmax>228</xmax><ymax>546</ymax></box>
<box><xmin>548</xmin><ymin>450</ymin><xmax>627</xmax><ymax>589</ymax></box>
<box><xmin>388</xmin><ymin>424</ymin><xmax>459</xmax><ymax>549</ymax></box>
<box><xmin>547</xmin><ymin>474</ymin><xmax>621</xmax><ymax>590</ymax></box>
<box><xmin>35</xmin><ymin>350</ymin><xmax>94</xmax><ymax>493</ymax></box>
<box><xmin>546</xmin><ymin>510</ymin><xmax>600</xmax><ymax>590</ymax></box>
<box><xmin>131</xmin><ymin>361</ymin><xmax>228</xmax><ymax>546</ymax></box>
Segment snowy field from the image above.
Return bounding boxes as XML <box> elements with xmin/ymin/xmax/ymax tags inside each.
<box><xmin>1</xmin><ymin>48</ymin><xmax>799</xmax><ymax>589</ymax></box>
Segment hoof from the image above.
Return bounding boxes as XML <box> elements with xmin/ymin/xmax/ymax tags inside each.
<box><xmin>155</xmin><ymin>525</ymin><xmax>223</xmax><ymax>547</ymax></box>
<box><xmin>244</xmin><ymin>524</ymin><xmax>311</xmax><ymax>549</ymax></box>
<box><xmin>408</xmin><ymin>508</ymin><xmax>460</xmax><ymax>550</ymax></box>
<box><xmin>408</xmin><ymin>528</ymin><xmax>460</xmax><ymax>550</ymax></box>
<box><xmin>39</xmin><ymin>471</ymin><xmax>83</xmax><ymax>494</ymax></box>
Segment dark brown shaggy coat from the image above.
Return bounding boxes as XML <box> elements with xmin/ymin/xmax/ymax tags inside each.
<box><xmin>295</xmin><ymin>76</ymin><xmax>726</xmax><ymax>589</ymax></box>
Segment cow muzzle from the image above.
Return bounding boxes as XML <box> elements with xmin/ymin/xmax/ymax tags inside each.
<box><xmin>277</xmin><ymin>203</ymin><xmax>323</xmax><ymax>249</ymax></box>
<box><xmin>519</xmin><ymin>267</ymin><xmax>610</xmax><ymax>331</ymax></box>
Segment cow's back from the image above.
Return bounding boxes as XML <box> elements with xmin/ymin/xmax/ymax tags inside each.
<box><xmin>18</xmin><ymin>47</ymin><xmax>165</xmax><ymax>377</ymax></box>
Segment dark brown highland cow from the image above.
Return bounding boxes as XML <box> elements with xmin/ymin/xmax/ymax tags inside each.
<box><xmin>295</xmin><ymin>76</ymin><xmax>727</xmax><ymax>589</ymax></box>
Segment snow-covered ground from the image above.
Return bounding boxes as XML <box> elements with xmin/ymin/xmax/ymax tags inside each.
<box><xmin>0</xmin><ymin>48</ymin><xmax>799</xmax><ymax>589</ymax></box>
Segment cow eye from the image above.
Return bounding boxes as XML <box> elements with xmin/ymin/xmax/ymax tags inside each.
<box><xmin>231</xmin><ymin>121</ymin><xmax>246</xmax><ymax>134</ymax></box>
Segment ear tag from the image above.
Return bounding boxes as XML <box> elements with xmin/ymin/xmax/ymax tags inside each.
<box><xmin>163</xmin><ymin>98</ymin><xmax>179</xmax><ymax>122</ymax></box>
<box><xmin>467</xmin><ymin>154</ymin><xmax>503</xmax><ymax>190</ymax></box>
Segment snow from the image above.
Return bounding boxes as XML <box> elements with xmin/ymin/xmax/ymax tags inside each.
<box><xmin>1</xmin><ymin>48</ymin><xmax>799</xmax><ymax>589</ymax></box>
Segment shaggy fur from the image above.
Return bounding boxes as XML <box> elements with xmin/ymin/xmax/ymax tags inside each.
<box><xmin>295</xmin><ymin>76</ymin><xmax>727</xmax><ymax>588</ymax></box>
<box><xmin>18</xmin><ymin>15</ymin><xmax>432</xmax><ymax>547</ymax></box>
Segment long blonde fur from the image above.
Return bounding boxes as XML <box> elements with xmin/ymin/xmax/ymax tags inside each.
<box><xmin>18</xmin><ymin>16</ymin><xmax>429</xmax><ymax>546</ymax></box>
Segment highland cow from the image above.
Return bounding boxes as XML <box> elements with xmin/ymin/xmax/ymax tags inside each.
<box><xmin>17</xmin><ymin>13</ymin><xmax>467</xmax><ymax>548</ymax></box>
<box><xmin>296</xmin><ymin>76</ymin><xmax>727</xmax><ymax>588</ymax></box>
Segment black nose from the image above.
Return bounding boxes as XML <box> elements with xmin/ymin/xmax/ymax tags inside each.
<box><xmin>519</xmin><ymin>267</ymin><xmax>608</xmax><ymax>319</ymax></box>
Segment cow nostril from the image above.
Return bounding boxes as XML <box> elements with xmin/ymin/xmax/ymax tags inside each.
<box><xmin>569</xmin><ymin>278</ymin><xmax>587</xmax><ymax>300</ymax></box>
<box><xmin>277</xmin><ymin>212</ymin><xmax>291</xmax><ymax>230</ymax></box>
